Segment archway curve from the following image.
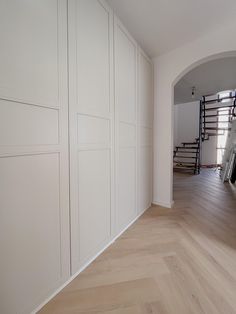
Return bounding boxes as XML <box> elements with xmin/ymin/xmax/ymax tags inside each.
<box><xmin>172</xmin><ymin>50</ymin><xmax>236</xmax><ymax>90</ymax></box>
<box><xmin>171</xmin><ymin>50</ymin><xmax>236</xmax><ymax>201</ymax></box>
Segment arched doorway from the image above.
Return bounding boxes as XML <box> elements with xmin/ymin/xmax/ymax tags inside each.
<box><xmin>172</xmin><ymin>51</ymin><xmax>236</xmax><ymax>200</ymax></box>
<box><xmin>153</xmin><ymin>45</ymin><xmax>236</xmax><ymax>208</ymax></box>
<box><xmin>173</xmin><ymin>53</ymin><xmax>236</xmax><ymax>177</ymax></box>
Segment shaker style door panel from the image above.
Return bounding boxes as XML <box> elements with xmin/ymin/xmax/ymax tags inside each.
<box><xmin>68</xmin><ymin>0</ymin><xmax>114</xmax><ymax>273</ymax></box>
<box><xmin>0</xmin><ymin>1</ymin><xmax>70</xmax><ymax>313</ymax></box>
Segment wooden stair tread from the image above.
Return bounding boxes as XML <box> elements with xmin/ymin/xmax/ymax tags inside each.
<box><xmin>205</xmin><ymin>121</ymin><xmax>226</xmax><ymax>124</ymax></box>
<box><xmin>174</xmin><ymin>160</ymin><xmax>196</xmax><ymax>166</ymax></box>
<box><xmin>203</xmin><ymin>95</ymin><xmax>235</xmax><ymax>103</ymax></box>
<box><xmin>174</xmin><ymin>156</ymin><xmax>196</xmax><ymax>159</ymax></box>
<box><xmin>174</xmin><ymin>166</ymin><xmax>196</xmax><ymax>170</ymax></box>
<box><xmin>204</xmin><ymin>114</ymin><xmax>231</xmax><ymax>118</ymax></box>
<box><xmin>175</xmin><ymin>151</ymin><xmax>198</xmax><ymax>154</ymax></box>
<box><xmin>205</xmin><ymin>105</ymin><xmax>234</xmax><ymax>111</ymax></box>
<box><xmin>204</xmin><ymin>133</ymin><xmax>224</xmax><ymax>137</ymax></box>
<box><xmin>176</xmin><ymin>146</ymin><xmax>199</xmax><ymax>149</ymax></box>
<box><xmin>204</xmin><ymin>127</ymin><xmax>231</xmax><ymax>130</ymax></box>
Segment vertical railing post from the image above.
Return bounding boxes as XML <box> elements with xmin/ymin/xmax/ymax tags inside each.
<box><xmin>198</xmin><ymin>100</ymin><xmax>203</xmax><ymax>174</ymax></box>
<box><xmin>202</xmin><ymin>96</ymin><xmax>206</xmax><ymax>141</ymax></box>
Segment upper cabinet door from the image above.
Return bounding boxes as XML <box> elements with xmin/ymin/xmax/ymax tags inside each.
<box><xmin>75</xmin><ymin>0</ymin><xmax>111</xmax><ymax>117</ymax></box>
<box><xmin>68</xmin><ymin>0</ymin><xmax>114</xmax><ymax>273</ymax></box>
<box><xmin>114</xmin><ymin>17</ymin><xmax>138</xmax><ymax>233</ymax></box>
<box><xmin>139</xmin><ymin>51</ymin><xmax>154</xmax><ymax>129</ymax></box>
<box><xmin>115</xmin><ymin>20</ymin><xmax>137</xmax><ymax>125</ymax></box>
<box><xmin>0</xmin><ymin>1</ymin><xmax>70</xmax><ymax>314</ymax></box>
<box><xmin>0</xmin><ymin>0</ymin><xmax>60</xmax><ymax>107</ymax></box>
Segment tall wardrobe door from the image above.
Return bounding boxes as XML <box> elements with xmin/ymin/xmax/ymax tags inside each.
<box><xmin>0</xmin><ymin>1</ymin><xmax>70</xmax><ymax>313</ymax></box>
<box><xmin>114</xmin><ymin>18</ymin><xmax>138</xmax><ymax>233</ymax></box>
<box><xmin>68</xmin><ymin>0</ymin><xmax>114</xmax><ymax>273</ymax></box>
<box><xmin>138</xmin><ymin>50</ymin><xmax>154</xmax><ymax>213</ymax></box>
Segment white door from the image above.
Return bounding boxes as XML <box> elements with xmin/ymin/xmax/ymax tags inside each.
<box><xmin>68</xmin><ymin>0</ymin><xmax>114</xmax><ymax>273</ymax></box>
<box><xmin>114</xmin><ymin>18</ymin><xmax>138</xmax><ymax>233</ymax></box>
<box><xmin>0</xmin><ymin>1</ymin><xmax>70</xmax><ymax>313</ymax></box>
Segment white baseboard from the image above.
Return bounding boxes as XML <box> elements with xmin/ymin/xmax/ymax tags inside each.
<box><xmin>32</xmin><ymin>206</ymin><xmax>149</xmax><ymax>314</ymax></box>
<box><xmin>152</xmin><ymin>200</ymin><xmax>174</xmax><ymax>208</ymax></box>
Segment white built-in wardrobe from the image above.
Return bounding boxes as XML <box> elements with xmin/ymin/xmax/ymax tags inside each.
<box><xmin>0</xmin><ymin>1</ymin><xmax>153</xmax><ymax>313</ymax></box>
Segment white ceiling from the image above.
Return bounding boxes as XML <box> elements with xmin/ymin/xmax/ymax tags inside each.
<box><xmin>174</xmin><ymin>57</ymin><xmax>236</xmax><ymax>104</ymax></box>
<box><xmin>107</xmin><ymin>0</ymin><xmax>236</xmax><ymax>57</ymax></box>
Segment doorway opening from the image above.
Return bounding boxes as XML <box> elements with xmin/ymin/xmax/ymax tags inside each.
<box><xmin>173</xmin><ymin>56</ymin><xmax>236</xmax><ymax>183</ymax></box>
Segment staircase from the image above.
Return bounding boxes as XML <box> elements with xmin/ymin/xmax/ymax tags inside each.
<box><xmin>173</xmin><ymin>139</ymin><xmax>200</xmax><ymax>174</ymax></box>
<box><xmin>174</xmin><ymin>91</ymin><xmax>236</xmax><ymax>174</ymax></box>
<box><xmin>201</xmin><ymin>94</ymin><xmax>235</xmax><ymax>141</ymax></box>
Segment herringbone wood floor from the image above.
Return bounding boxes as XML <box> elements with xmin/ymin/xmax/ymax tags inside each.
<box><xmin>39</xmin><ymin>170</ymin><xmax>236</xmax><ymax>314</ymax></box>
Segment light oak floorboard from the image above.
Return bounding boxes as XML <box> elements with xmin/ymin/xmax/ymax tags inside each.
<box><xmin>39</xmin><ymin>169</ymin><xmax>236</xmax><ymax>314</ymax></box>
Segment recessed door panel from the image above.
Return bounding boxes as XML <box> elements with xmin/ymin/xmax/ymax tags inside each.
<box><xmin>115</xmin><ymin>25</ymin><xmax>136</xmax><ymax>124</ymax></box>
<box><xmin>118</xmin><ymin>147</ymin><xmax>136</xmax><ymax>229</ymax></box>
<box><xmin>114</xmin><ymin>18</ymin><xmax>137</xmax><ymax>233</ymax></box>
<box><xmin>76</xmin><ymin>0</ymin><xmax>110</xmax><ymax>117</ymax></box>
<box><xmin>0</xmin><ymin>0</ymin><xmax>59</xmax><ymax>107</ymax></box>
<box><xmin>0</xmin><ymin>100</ymin><xmax>59</xmax><ymax>146</ymax></box>
<box><xmin>78</xmin><ymin>149</ymin><xmax>111</xmax><ymax>261</ymax></box>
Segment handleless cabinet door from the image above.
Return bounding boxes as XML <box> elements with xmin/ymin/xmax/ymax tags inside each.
<box><xmin>68</xmin><ymin>0</ymin><xmax>114</xmax><ymax>273</ymax></box>
<box><xmin>0</xmin><ymin>1</ymin><xmax>70</xmax><ymax>313</ymax></box>
<box><xmin>114</xmin><ymin>17</ymin><xmax>138</xmax><ymax>233</ymax></box>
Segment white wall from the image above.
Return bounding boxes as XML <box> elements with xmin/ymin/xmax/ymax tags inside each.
<box><xmin>0</xmin><ymin>1</ymin><xmax>154</xmax><ymax>313</ymax></box>
<box><xmin>174</xmin><ymin>101</ymin><xmax>199</xmax><ymax>146</ymax></box>
<box><xmin>138</xmin><ymin>50</ymin><xmax>154</xmax><ymax>213</ymax></box>
<box><xmin>153</xmin><ymin>19</ymin><xmax>236</xmax><ymax>207</ymax></box>
<box><xmin>202</xmin><ymin>137</ymin><xmax>218</xmax><ymax>166</ymax></box>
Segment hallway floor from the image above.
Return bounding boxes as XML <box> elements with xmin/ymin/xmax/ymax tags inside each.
<box><xmin>39</xmin><ymin>170</ymin><xmax>236</xmax><ymax>314</ymax></box>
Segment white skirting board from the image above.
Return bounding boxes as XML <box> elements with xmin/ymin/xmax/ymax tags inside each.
<box><xmin>32</xmin><ymin>205</ymin><xmax>150</xmax><ymax>314</ymax></box>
